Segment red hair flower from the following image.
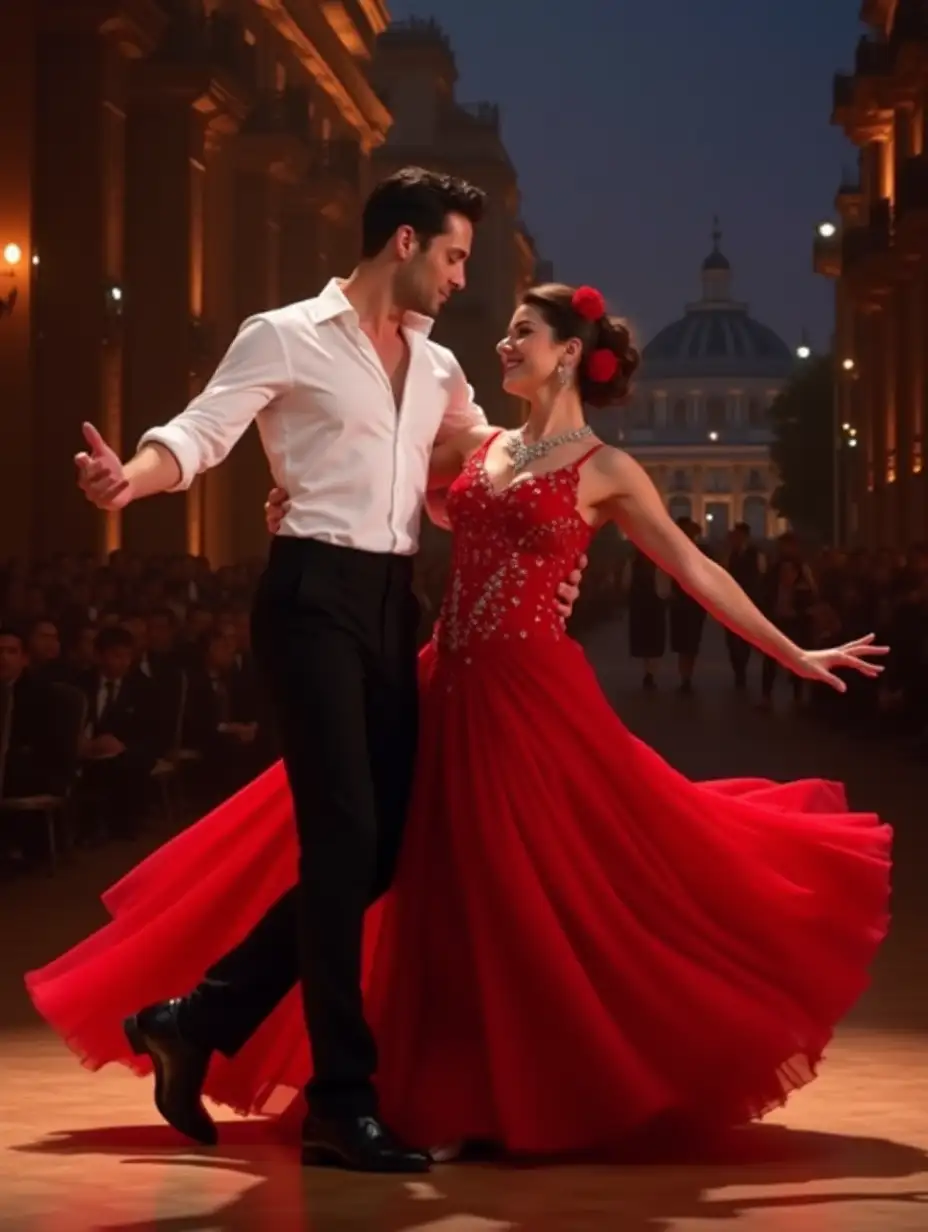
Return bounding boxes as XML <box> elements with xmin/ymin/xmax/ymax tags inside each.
<box><xmin>587</xmin><ymin>348</ymin><xmax>619</xmax><ymax>383</ymax></box>
<box><xmin>572</xmin><ymin>285</ymin><xmax>606</xmax><ymax>321</ymax></box>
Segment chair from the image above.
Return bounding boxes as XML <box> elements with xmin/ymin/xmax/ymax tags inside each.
<box><xmin>0</xmin><ymin>682</ymin><xmax>87</xmax><ymax>874</ymax></box>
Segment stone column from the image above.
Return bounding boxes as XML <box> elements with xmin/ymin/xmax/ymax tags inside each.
<box><xmin>914</xmin><ymin>269</ymin><xmax>928</xmax><ymax>538</ymax></box>
<box><xmin>692</xmin><ymin>465</ymin><xmax>704</xmax><ymax>527</ymax></box>
<box><xmin>731</xmin><ymin>465</ymin><xmax>744</xmax><ymax>524</ymax></box>
<box><xmin>28</xmin><ymin>16</ymin><xmax>128</xmax><ymax>557</ymax></box>
<box><xmin>227</xmin><ymin>164</ymin><xmax>279</xmax><ymax>560</ymax></box>
<box><xmin>279</xmin><ymin>186</ymin><xmax>324</xmax><ymax>304</ymax></box>
<box><xmin>121</xmin><ymin>79</ymin><xmax>207</xmax><ymax>556</ymax></box>
<box><xmin>0</xmin><ymin>1</ymin><xmax>36</xmax><ymax>557</ymax></box>
<box><xmin>856</xmin><ymin>303</ymin><xmax>878</xmax><ymax>546</ymax></box>
<box><xmin>198</xmin><ymin>130</ymin><xmax>238</xmax><ymax>569</ymax></box>
<box><xmin>881</xmin><ymin>292</ymin><xmax>899</xmax><ymax>545</ymax></box>
<box><xmin>894</xmin><ymin>278</ymin><xmax>913</xmax><ymax>542</ymax></box>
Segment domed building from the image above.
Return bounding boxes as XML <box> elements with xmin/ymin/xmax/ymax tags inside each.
<box><xmin>589</xmin><ymin>224</ymin><xmax>795</xmax><ymax>541</ymax></box>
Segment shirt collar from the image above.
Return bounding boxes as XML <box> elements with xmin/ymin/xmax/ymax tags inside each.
<box><xmin>308</xmin><ymin>278</ymin><xmax>434</xmax><ymax>337</ymax></box>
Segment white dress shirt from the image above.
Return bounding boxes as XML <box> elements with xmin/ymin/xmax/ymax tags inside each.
<box><xmin>140</xmin><ymin>279</ymin><xmax>487</xmax><ymax>555</ymax></box>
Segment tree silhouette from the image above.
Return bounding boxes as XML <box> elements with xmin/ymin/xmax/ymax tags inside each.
<box><xmin>769</xmin><ymin>355</ymin><xmax>834</xmax><ymax>538</ymax></box>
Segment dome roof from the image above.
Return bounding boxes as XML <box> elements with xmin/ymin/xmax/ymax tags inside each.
<box><xmin>644</xmin><ymin>309</ymin><xmax>793</xmax><ymax>372</ymax></box>
<box><xmin>641</xmin><ymin>220</ymin><xmax>793</xmax><ymax>380</ymax></box>
<box><xmin>701</xmin><ymin>250</ymin><xmax>730</xmax><ymax>271</ymax></box>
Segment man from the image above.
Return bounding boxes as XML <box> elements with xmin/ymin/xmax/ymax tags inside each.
<box><xmin>723</xmin><ymin>522</ymin><xmax>766</xmax><ymax>690</ymax></box>
<box><xmin>0</xmin><ymin>626</ymin><xmax>63</xmax><ymax>798</ymax></box>
<box><xmin>75</xmin><ymin>168</ymin><xmax>581</xmax><ymax>1172</ymax></box>
<box><xmin>0</xmin><ymin>626</ymin><xmax>72</xmax><ymax>867</ymax></box>
<box><xmin>77</xmin><ymin>626</ymin><xmax>161</xmax><ymax>840</ymax></box>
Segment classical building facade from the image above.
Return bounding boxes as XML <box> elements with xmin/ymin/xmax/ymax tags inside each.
<box><xmin>0</xmin><ymin>0</ymin><xmax>390</xmax><ymax>563</ymax></box>
<box><xmin>814</xmin><ymin>0</ymin><xmax>928</xmax><ymax>547</ymax></box>
<box><xmin>371</xmin><ymin>18</ymin><xmax>537</xmax><ymax>428</ymax></box>
<box><xmin>589</xmin><ymin>228</ymin><xmax>793</xmax><ymax>542</ymax></box>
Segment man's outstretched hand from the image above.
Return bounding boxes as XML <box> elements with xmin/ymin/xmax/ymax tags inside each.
<box><xmin>75</xmin><ymin>422</ymin><xmax>131</xmax><ymax>511</ymax></box>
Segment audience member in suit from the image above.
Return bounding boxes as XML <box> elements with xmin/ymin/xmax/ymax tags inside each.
<box><xmin>183</xmin><ymin>627</ymin><xmax>271</xmax><ymax>804</ymax></box>
<box><xmin>134</xmin><ymin>608</ymin><xmax>187</xmax><ymax>753</ymax></box>
<box><xmin>25</xmin><ymin>617</ymin><xmax>71</xmax><ymax>684</ymax></box>
<box><xmin>78</xmin><ymin>626</ymin><xmax>161</xmax><ymax>840</ymax></box>
<box><xmin>669</xmin><ymin>517</ymin><xmax>712</xmax><ymax>694</ymax></box>
<box><xmin>0</xmin><ymin>626</ymin><xmax>70</xmax><ymax>798</ymax></box>
<box><xmin>63</xmin><ymin>623</ymin><xmax>98</xmax><ymax>682</ymax></box>
<box><xmin>0</xmin><ymin>626</ymin><xmax>75</xmax><ymax>866</ymax></box>
<box><xmin>178</xmin><ymin>604</ymin><xmax>215</xmax><ymax>669</ymax></box>
<box><xmin>722</xmin><ymin>522</ymin><xmax>767</xmax><ymax>691</ymax></box>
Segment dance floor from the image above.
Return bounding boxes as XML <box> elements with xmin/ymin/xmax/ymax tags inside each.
<box><xmin>2</xmin><ymin>1023</ymin><xmax>928</xmax><ymax>1230</ymax></box>
<box><xmin>3</xmin><ymin>629</ymin><xmax>927</xmax><ymax>1229</ymax></box>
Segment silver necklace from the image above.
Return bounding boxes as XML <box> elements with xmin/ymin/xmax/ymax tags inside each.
<box><xmin>505</xmin><ymin>424</ymin><xmax>593</xmax><ymax>473</ymax></box>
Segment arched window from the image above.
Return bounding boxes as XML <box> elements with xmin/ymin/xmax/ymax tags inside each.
<box><xmin>747</xmin><ymin>398</ymin><xmax>766</xmax><ymax>428</ymax></box>
<box><xmin>706</xmin><ymin>396</ymin><xmax>726</xmax><ymax>430</ymax></box>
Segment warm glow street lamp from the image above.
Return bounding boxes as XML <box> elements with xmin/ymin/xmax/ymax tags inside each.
<box><xmin>0</xmin><ymin>241</ymin><xmax>21</xmax><ymax>318</ymax></box>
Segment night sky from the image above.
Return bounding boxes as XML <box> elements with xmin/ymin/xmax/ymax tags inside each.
<box><xmin>386</xmin><ymin>0</ymin><xmax>863</xmax><ymax>353</ymax></box>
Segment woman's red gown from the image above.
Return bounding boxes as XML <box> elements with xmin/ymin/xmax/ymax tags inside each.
<box><xmin>26</xmin><ymin>435</ymin><xmax>892</xmax><ymax>1153</ymax></box>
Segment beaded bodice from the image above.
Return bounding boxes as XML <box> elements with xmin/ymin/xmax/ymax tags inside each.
<box><xmin>433</xmin><ymin>432</ymin><xmax>599</xmax><ymax>657</ymax></box>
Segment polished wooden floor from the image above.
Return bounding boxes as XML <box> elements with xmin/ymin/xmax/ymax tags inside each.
<box><xmin>2</xmin><ymin>626</ymin><xmax>927</xmax><ymax>1230</ymax></box>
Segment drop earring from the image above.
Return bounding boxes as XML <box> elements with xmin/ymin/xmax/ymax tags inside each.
<box><xmin>557</xmin><ymin>362</ymin><xmax>571</xmax><ymax>386</ymax></box>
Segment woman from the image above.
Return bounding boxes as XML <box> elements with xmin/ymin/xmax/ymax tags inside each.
<box><xmin>26</xmin><ymin>284</ymin><xmax>890</xmax><ymax>1159</ymax></box>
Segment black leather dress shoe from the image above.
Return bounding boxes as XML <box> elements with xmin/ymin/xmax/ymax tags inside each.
<box><xmin>301</xmin><ymin>1113</ymin><xmax>431</xmax><ymax>1172</ymax></box>
<box><xmin>124</xmin><ymin>1000</ymin><xmax>217</xmax><ymax>1146</ymax></box>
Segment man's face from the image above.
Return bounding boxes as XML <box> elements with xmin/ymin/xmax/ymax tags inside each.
<box><xmin>28</xmin><ymin>620</ymin><xmax>60</xmax><ymax>664</ymax></box>
<box><xmin>147</xmin><ymin>613</ymin><xmax>175</xmax><ymax>654</ymax></box>
<box><xmin>120</xmin><ymin>617</ymin><xmax>147</xmax><ymax>654</ymax></box>
<box><xmin>394</xmin><ymin>212</ymin><xmax>473</xmax><ymax>317</ymax></box>
<box><xmin>207</xmin><ymin>633</ymin><xmax>236</xmax><ymax>673</ymax></box>
<box><xmin>98</xmin><ymin>645</ymin><xmax>133</xmax><ymax>681</ymax></box>
<box><xmin>0</xmin><ymin>635</ymin><xmax>26</xmax><ymax>684</ymax></box>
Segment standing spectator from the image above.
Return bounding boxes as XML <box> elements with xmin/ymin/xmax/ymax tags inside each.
<box><xmin>622</xmin><ymin>547</ymin><xmax>669</xmax><ymax>689</ymax></box>
<box><xmin>722</xmin><ymin>522</ymin><xmax>766</xmax><ymax>690</ymax></box>
<box><xmin>669</xmin><ymin>518</ymin><xmax>710</xmax><ymax>694</ymax></box>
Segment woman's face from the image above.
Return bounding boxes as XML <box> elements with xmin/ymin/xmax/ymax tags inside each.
<box><xmin>496</xmin><ymin>304</ymin><xmax>579</xmax><ymax>400</ymax></box>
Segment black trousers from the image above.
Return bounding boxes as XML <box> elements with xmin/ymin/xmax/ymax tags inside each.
<box><xmin>181</xmin><ymin>537</ymin><xmax>420</xmax><ymax>1118</ymax></box>
<box><xmin>725</xmin><ymin>630</ymin><xmax>752</xmax><ymax>682</ymax></box>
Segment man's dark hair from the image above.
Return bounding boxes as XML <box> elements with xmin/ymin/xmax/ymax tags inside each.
<box><xmin>361</xmin><ymin>166</ymin><xmax>486</xmax><ymax>259</ymax></box>
<box><xmin>94</xmin><ymin>626</ymin><xmax>134</xmax><ymax>655</ymax></box>
<box><xmin>0</xmin><ymin>625</ymin><xmax>26</xmax><ymax>650</ymax></box>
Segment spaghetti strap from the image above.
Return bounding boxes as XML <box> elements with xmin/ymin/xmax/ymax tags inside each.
<box><xmin>476</xmin><ymin>428</ymin><xmax>505</xmax><ymax>458</ymax></box>
<box><xmin>574</xmin><ymin>442</ymin><xmax>605</xmax><ymax>468</ymax></box>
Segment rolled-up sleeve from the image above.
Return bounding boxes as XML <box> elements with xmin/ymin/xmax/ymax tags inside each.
<box><xmin>139</xmin><ymin>315</ymin><xmax>293</xmax><ymax>490</ymax></box>
<box><xmin>435</xmin><ymin>356</ymin><xmax>488</xmax><ymax>445</ymax></box>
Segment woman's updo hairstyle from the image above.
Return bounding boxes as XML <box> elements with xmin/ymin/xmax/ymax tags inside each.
<box><xmin>520</xmin><ymin>283</ymin><xmax>640</xmax><ymax>408</ymax></box>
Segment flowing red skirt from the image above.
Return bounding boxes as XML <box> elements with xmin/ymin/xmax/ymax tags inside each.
<box><xmin>26</xmin><ymin>638</ymin><xmax>891</xmax><ymax>1152</ymax></box>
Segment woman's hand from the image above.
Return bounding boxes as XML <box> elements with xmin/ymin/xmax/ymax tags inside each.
<box><xmin>787</xmin><ymin>634</ymin><xmax>887</xmax><ymax>692</ymax></box>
